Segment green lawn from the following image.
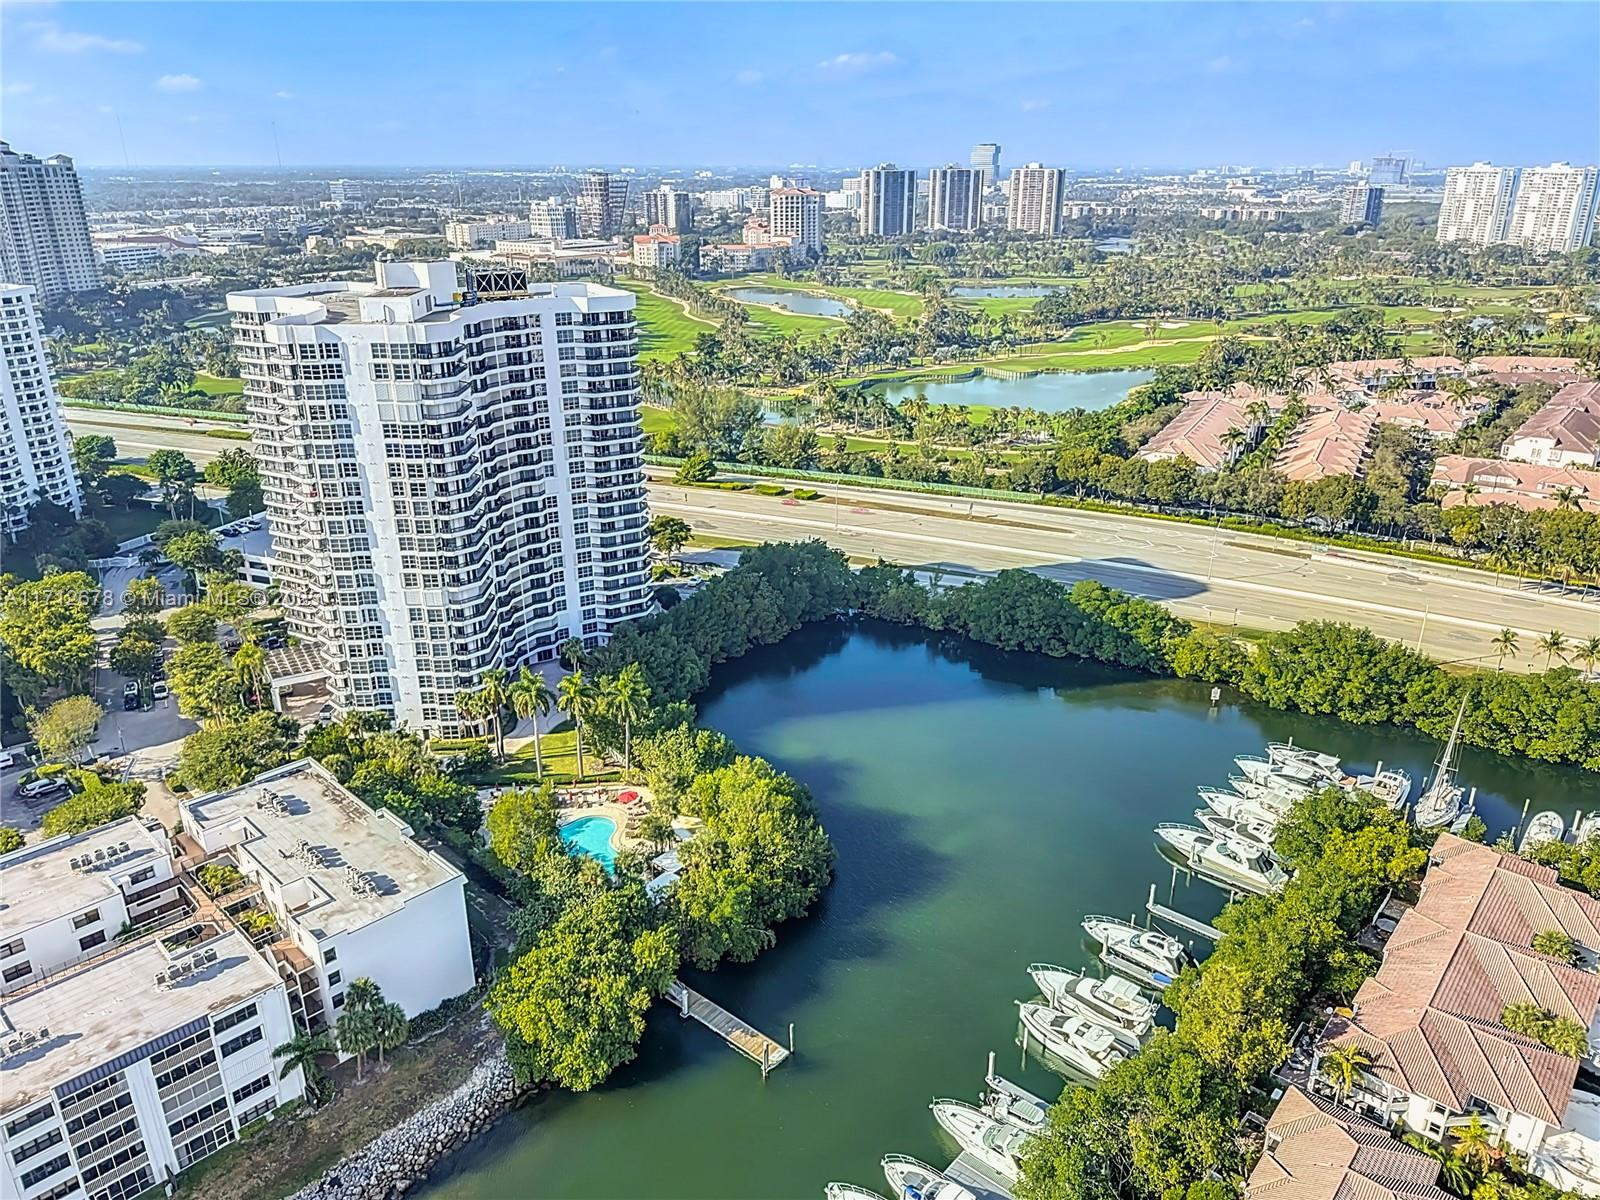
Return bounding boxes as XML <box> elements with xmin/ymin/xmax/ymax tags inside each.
<box><xmin>484</xmin><ymin>724</ymin><xmax>619</xmax><ymax>786</ymax></box>
<box><xmin>740</xmin><ymin>304</ymin><xmax>841</xmax><ymax>338</ymax></box>
<box><xmin>92</xmin><ymin>501</ymin><xmax>220</xmax><ymax>543</ymax></box>
<box><xmin>184</xmin><ymin>310</ymin><xmax>231</xmax><ymax>330</ymax></box>
<box><xmin>611</xmin><ymin>280</ymin><xmax>715</xmax><ymax>362</ymax></box>
<box><xmin>195</xmin><ymin>372</ymin><xmax>243</xmax><ymax>395</ymax></box>
<box><xmin>735</xmin><ymin>275</ymin><xmax>925</xmax><ymax>320</ymax></box>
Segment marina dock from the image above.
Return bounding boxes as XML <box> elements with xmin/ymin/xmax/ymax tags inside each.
<box><xmin>945</xmin><ymin>1152</ymin><xmax>1015</xmax><ymax>1200</ymax></box>
<box><xmin>1146</xmin><ymin>884</ymin><xmax>1223</xmax><ymax>941</ymax></box>
<box><xmin>665</xmin><ymin>980</ymin><xmax>791</xmax><ymax>1076</ymax></box>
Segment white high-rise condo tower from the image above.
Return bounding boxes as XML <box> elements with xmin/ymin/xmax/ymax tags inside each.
<box><xmin>970</xmin><ymin>143</ymin><xmax>1001</xmax><ymax>192</ymax></box>
<box><xmin>1505</xmin><ymin>163</ymin><xmax>1599</xmax><ymax>253</ymax></box>
<box><xmin>858</xmin><ymin>165</ymin><xmax>917</xmax><ymax>237</ymax></box>
<box><xmin>0</xmin><ymin>141</ymin><xmax>101</xmax><ymax>300</ymax></box>
<box><xmin>927</xmin><ymin>166</ymin><xmax>984</xmax><ymax>232</ymax></box>
<box><xmin>769</xmin><ymin>187</ymin><xmax>824</xmax><ymax>254</ymax></box>
<box><xmin>227</xmin><ymin>262</ymin><xmax>653</xmax><ymax>735</ymax></box>
<box><xmin>1007</xmin><ymin>163</ymin><xmax>1066</xmax><ymax>235</ymax></box>
<box><xmin>578</xmin><ymin>171</ymin><xmax>629</xmax><ymax>237</ymax></box>
<box><xmin>1436</xmin><ymin>163</ymin><xmax>1519</xmax><ymax>247</ymax></box>
<box><xmin>643</xmin><ymin>187</ymin><xmax>694</xmax><ymax>233</ymax></box>
<box><xmin>0</xmin><ymin>283</ymin><xmax>82</xmax><ymax>537</ymax></box>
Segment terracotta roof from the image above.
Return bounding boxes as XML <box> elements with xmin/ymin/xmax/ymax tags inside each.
<box><xmin>1245</xmin><ymin>1088</ymin><xmax>1451</xmax><ymax>1200</ymax></box>
<box><xmin>1472</xmin><ymin>356</ymin><xmax>1581</xmax><ymax>375</ymax></box>
<box><xmin>1504</xmin><ymin>382</ymin><xmax>1600</xmax><ymax>458</ymax></box>
<box><xmin>1139</xmin><ymin>392</ymin><xmax>1253</xmax><ymax>470</ymax></box>
<box><xmin>1275</xmin><ymin>408</ymin><xmax>1378</xmax><ymax>481</ymax></box>
<box><xmin>1368</xmin><ymin>395</ymin><xmax>1484</xmax><ymax>438</ymax></box>
<box><xmin>1325</xmin><ymin>835</ymin><xmax>1600</xmax><ymax>1126</ymax></box>
<box><xmin>1433</xmin><ymin>455</ymin><xmax>1600</xmax><ymax>513</ymax></box>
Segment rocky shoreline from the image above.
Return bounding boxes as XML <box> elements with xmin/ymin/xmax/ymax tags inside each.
<box><xmin>289</xmin><ymin>1049</ymin><xmax>527</xmax><ymax>1200</ymax></box>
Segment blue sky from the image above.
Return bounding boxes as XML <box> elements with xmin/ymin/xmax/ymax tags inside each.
<box><xmin>2</xmin><ymin>2</ymin><xmax>1595</xmax><ymax>169</ymax></box>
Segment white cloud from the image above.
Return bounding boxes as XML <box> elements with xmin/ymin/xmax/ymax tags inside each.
<box><xmin>735</xmin><ymin>68</ymin><xmax>763</xmax><ymax>85</ymax></box>
<box><xmin>97</xmin><ymin>105</ymin><xmax>115</xmax><ymax>114</ymax></box>
<box><xmin>3</xmin><ymin>81</ymin><xmax>35</xmax><ymax>96</ymax></box>
<box><xmin>28</xmin><ymin>22</ymin><xmax>143</xmax><ymax>54</ymax></box>
<box><xmin>1019</xmin><ymin>98</ymin><xmax>1050</xmax><ymax>112</ymax></box>
<box><xmin>817</xmin><ymin>50</ymin><xmax>898</xmax><ymax>73</ymax></box>
<box><xmin>1205</xmin><ymin>55</ymin><xmax>1236</xmax><ymax>73</ymax></box>
<box><xmin>274</xmin><ymin>89</ymin><xmax>296</xmax><ymax>100</ymax></box>
<box><xmin>156</xmin><ymin>73</ymin><xmax>202</xmax><ymax>92</ymax></box>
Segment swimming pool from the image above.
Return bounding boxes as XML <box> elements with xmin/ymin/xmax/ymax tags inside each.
<box><xmin>559</xmin><ymin>816</ymin><xmax>618</xmax><ymax>871</ymax></box>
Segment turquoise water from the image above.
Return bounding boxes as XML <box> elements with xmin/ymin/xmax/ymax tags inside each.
<box><xmin>873</xmin><ymin>367</ymin><xmax>1156</xmax><ymax>413</ymax></box>
<box><xmin>559</xmin><ymin>816</ymin><xmax>617</xmax><ymax>871</ymax></box>
<box><xmin>726</xmin><ymin>287</ymin><xmax>853</xmax><ymax>319</ymax></box>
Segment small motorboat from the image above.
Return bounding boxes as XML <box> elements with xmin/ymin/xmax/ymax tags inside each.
<box><xmin>1236</xmin><ymin>757</ymin><xmax>1329</xmax><ymax>797</ymax></box>
<box><xmin>930</xmin><ymin>1100</ymin><xmax>1029</xmax><ymax>1182</ymax></box>
<box><xmin>1266</xmin><ymin>742</ymin><xmax>1341</xmax><ymax>774</ymax></box>
<box><xmin>1017</xmin><ymin>1002</ymin><xmax>1128</xmax><ymax>1079</ymax></box>
<box><xmin>1520</xmin><ymin>811</ymin><xmax>1566</xmax><ymax>853</ymax></box>
<box><xmin>1574</xmin><ymin>812</ymin><xmax>1600</xmax><ymax>845</ymax></box>
<box><xmin>1082</xmin><ymin>916</ymin><xmax>1193</xmax><ymax>989</ymax></box>
<box><xmin>1196</xmin><ymin>807</ymin><xmax>1276</xmax><ymax>852</ymax></box>
<box><xmin>1350</xmin><ymin>766</ymin><xmax>1413</xmax><ymax>809</ymax></box>
<box><xmin>1228</xmin><ymin>775</ymin><xmax>1305</xmax><ymax>807</ymax></box>
<box><xmin>980</xmin><ymin>1067</ymin><xmax>1050</xmax><ymax>1132</ymax></box>
<box><xmin>1157</xmin><ymin>823</ymin><xmax>1290</xmax><ymax>895</ymax></box>
<box><xmin>881</xmin><ymin>1155</ymin><xmax>975</xmax><ymax>1200</ymax></box>
<box><xmin>826</xmin><ymin>1186</ymin><xmax>888</xmax><ymax>1200</ymax></box>
<box><xmin>1199</xmin><ymin>787</ymin><xmax>1286</xmax><ymax>830</ymax></box>
<box><xmin>1028</xmin><ymin>963</ymin><xmax>1156</xmax><ymax>1042</ymax></box>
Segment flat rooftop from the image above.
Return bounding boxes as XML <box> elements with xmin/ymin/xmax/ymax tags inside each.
<box><xmin>183</xmin><ymin>760</ymin><xmax>460</xmax><ymax>939</ymax></box>
<box><xmin>0</xmin><ymin>818</ymin><xmax>170</xmax><ymax>939</ymax></box>
<box><xmin>0</xmin><ymin>929</ymin><xmax>280</xmax><ymax>1115</ymax></box>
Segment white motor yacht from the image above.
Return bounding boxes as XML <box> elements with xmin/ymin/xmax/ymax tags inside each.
<box><xmin>826</xmin><ymin>1186</ymin><xmax>887</xmax><ymax>1200</ymax></box>
<box><xmin>980</xmin><ymin>1067</ymin><xmax>1050</xmax><ymax>1132</ymax></box>
<box><xmin>1157</xmin><ymin>823</ymin><xmax>1290</xmax><ymax>895</ymax></box>
<box><xmin>1199</xmin><ymin>787</ymin><xmax>1286</xmax><ymax>830</ymax></box>
<box><xmin>1027</xmin><ymin>963</ymin><xmax>1157</xmax><ymax>1042</ymax></box>
<box><xmin>1017</xmin><ymin>1002</ymin><xmax>1129</xmax><ymax>1079</ymax></box>
<box><xmin>1082</xmin><ymin>916</ymin><xmax>1193</xmax><ymax>989</ymax></box>
<box><xmin>930</xmin><ymin>1100</ymin><xmax>1029</xmax><ymax>1182</ymax></box>
<box><xmin>1574</xmin><ymin>812</ymin><xmax>1600</xmax><ymax>845</ymax></box>
<box><xmin>1229</xmin><ymin>774</ymin><xmax>1307</xmax><ymax>807</ymax></box>
<box><xmin>1520</xmin><ymin>811</ymin><xmax>1566</xmax><ymax>854</ymax></box>
<box><xmin>1266</xmin><ymin>742</ymin><xmax>1341</xmax><ymax>774</ymax></box>
<box><xmin>1350</xmin><ymin>766</ymin><xmax>1413</xmax><ymax>809</ymax></box>
<box><xmin>881</xmin><ymin>1156</ymin><xmax>976</xmax><ymax>1200</ymax></box>
<box><xmin>1196</xmin><ymin>807</ymin><xmax>1276</xmax><ymax>852</ymax></box>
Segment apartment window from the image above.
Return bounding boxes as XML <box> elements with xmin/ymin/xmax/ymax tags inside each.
<box><xmin>29</xmin><ymin>1179</ymin><xmax>81</xmax><ymax>1200</ymax></box>
<box><xmin>3</xmin><ymin>960</ymin><xmax>32</xmax><ymax>983</ymax></box>
<box><xmin>212</xmin><ymin>1003</ymin><xmax>258</xmax><ymax>1036</ymax></box>
<box><xmin>331</xmin><ymin>992</ymin><xmax>346</xmax><ymax>1010</ymax></box>
<box><xmin>77</xmin><ymin>930</ymin><xmax>107</xmax><ymax>952</ymax></box>
<box><xmin>71</xmin><ymin>908</ymin><xmax>100</xmax><ymax>930</ymax></box>
<box><xmin>127</xmin><ymin>866</ymin><xmax>156</xmax><ymax>886</ymax></box>
<box><xmin>326</xmin><ymin>970</ymin><xmax>342</xmax><ymax>987</ymax></box>
<box><xmin>5</xmin><ymin>1104</ymin><xmax>56</xmax><ymax>1139</ymax></box>
<box><xmin>177</xmin><ymin>1123</ymin><xmax>235</xmax><ymax>1169</ymax></box>
<box><xmin>231</xmin><ymin>1074</ymin><xmax>272</xmax><ymax>1105</ymax></box>
<box><xmin>218</xmin><ymin>1027</ymin><xmax>263</xmax><ymax>1058</ymax></box>
<box><xmin>0</xmin><ymin>938</ymin><xmax>23</xmax><ymax>959</ymax></box>
<box><xmin>96</xmin><ymin>1166</ymin><xmax>154</xmax><ymax>1200</ymax></box>
<box><xmin>19</xmin><ymin>1153</ymin><xmax>70</xmax><ymax>1189</ymax></box>
<box><xmin>167</xmin><ymin>1098</ymin><xmax>229</xmax><ymax>1139</ymax></box>
<box><xmin>237</xmin><ymin>1097</ymin><xmax>277</xmax><ymax>1127</ymax></box>
<box><xmin>8</xmin><ymin>1126</ymin><xmax>63</xmax><ymax>1164</ymax></box>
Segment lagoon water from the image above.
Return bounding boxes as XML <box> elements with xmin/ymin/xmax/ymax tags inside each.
<box><xmin>726</xmin><ymin>287</ymin><xmax>853</xmax><ymax>319</ymax></box>
<box><xmin>873</xmin><ymin>366</ymin><xmax>1156</xmax><ymax>413</ymax></box>
<box><xmin>419</xmin><ymin>622</ymin><xmax>1596</xmax><ymax>1200</ymax></box>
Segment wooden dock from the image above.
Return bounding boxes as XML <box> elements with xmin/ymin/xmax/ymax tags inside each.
<box><xmin>1146</xmin><ymin>884</ymin><xmax>1223</xmax><ymax>941</ymax></box>
<box><xmin>665</xmin><ymin>980</ymin><xmax>790</xmax><ymax>1075</ymax></box>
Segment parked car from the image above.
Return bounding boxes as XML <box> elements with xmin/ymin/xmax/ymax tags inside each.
<box><xmin>0</xmin><ymin>749</ymin><xmax>16</xmax><ymax>771</ymax></box>
<box><xmin>122</xmin><ymin>680</ymin><xmax>140</xmax><ymax>700</ymax></box>
<box><xmin>17</xmin><ymin>776</ymin><xmax>67</xmax><ymax>800</ymax></box>
<box><xmin>152</xmin><ymin>681</ymin><xmax>169</xmax><ymax>702</ymax></box>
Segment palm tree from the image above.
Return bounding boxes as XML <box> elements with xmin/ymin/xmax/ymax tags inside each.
<box><xmin>479</xmin><ymin>667</ymin><xmax>513</xmax><ymax>761</ymax></box>
<box><xmin>1577</xmin><ymin>636</ymin><xmax>1600</xmax><ymax>679</ymax></box>
<box><xmin>336</xmin><ymin>1005</ymin><xmax>379</xmax><ymax>1081</ymax></box>
<box><xmin>1450</xmin><ymin>1114</ymin><xmax>1500</xmax><ymax>1175</ymax></box>
<box><xmin>232</xmin><ymin>641</ymin><xmax>268</xmax><ymax>707</ymax></box>
<box><xmin>558</xmin><ymin>637</ymin><xmax>585</xmax><ymax>672</ymax></box>
<box><xmin>453</xmin><ymin>687</ymin><xmax>488</xmax><ymax>744</ymax></box>
<box><xmin>510</xmin><ymin>665</ymin><xmax>553</xmax><ymax>777</ymax></box>
<box><xmin>1319</xmin><ymin>1042</ymin><xmax>1372</xmax><ymax>1100</ymax></box>
<box><xmin>603</xmin><ymin>663</ymin><xmax>651</xmax><ymax>773</ymax></box>
<box><xmin>344</xmin><ymin>976</ymin><xmax>381</xmax><ymax>1013</ymax></box>
<box><xmin>1538</xmin><ymin>630</ymin><xmax>1569</xmax><ymax>670</ymax></box>
<box><xmin>1551</xmin><ymin>486</ymin><xmax>1583</xmax><ymax>513</ymax></box>
<box><xmin>273</xmin><ymin>1029</ymin><xmax>336</xmax><ymax>1104</ymax></box>
<box><xmin>1491</xmin><ymin>628</ymin><xmax>1519</xmax><ymax>671</ymax></box>
<box><xmin>557</xmin><ymin>669</ymin><xmax>599</xmax><ymax>780</ymax></box>
<box><xmin>372</xmin><ymin>1001</ymin><xmax>408</xmax><ymax>1067</ymax></box>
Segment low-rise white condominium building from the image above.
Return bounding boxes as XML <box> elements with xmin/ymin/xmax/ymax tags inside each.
<box><xmin>0</xmin><ymin>822</ymin><xmax>304</xmax><ymax>1200</ymax></box>
<box><xmin>1437</xmin><ymin>163</ymin><xmax>1519</xmax><ymax>247</ymax></box>
<box><xmin>227</xmin><ymin>261</ymin><xmax>652</xmax><ymax>734</ymax></box>
<box><xmin>632</xmin><ymin>228</ymin><xmax>681</xmax><ymax>270</ymax></box>
<box><xmin>1007</xmin><ymin>164</ymin><xmax>1066</xmax><ymax>235</ymax></box>
<box><xmin>1</xmin><ymin>282</ymin><xmax>82</xmax><ymax>538</ymax></box>
<box><xmin>183</xmin><ymin>759</ymin><xmax>475</xmax><ymax>1026</ymax></box>
<box><xmin>1505</xmin><ymin>163</ymin><xmax>1599</xmax><ymax>254</ymax></box>
<box><xmin>927</xmin><ymin>165</ymin><xmax>983</xmax><ymax>232</ymax></box>
<box><xmin>445</xmin><ymin>218</ymin><xmax>532</xmax><ymax>250</ymax></box>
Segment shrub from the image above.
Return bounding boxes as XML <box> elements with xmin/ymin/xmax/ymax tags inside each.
<box><xmin>792</xmin><ymin>488</ymin><xmax>822</xmax><ymax>500</ymax></box>
<box><xmin>751</xmin><ymin>483</ymin><xmax>788</xmax><ymax>496</ymax></box>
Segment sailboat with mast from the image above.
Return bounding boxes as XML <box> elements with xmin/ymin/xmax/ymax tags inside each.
<box><xmin>1411</xmin><ymin>695</ymin><xmax>1475</xmax><ymax>831</ymax></box>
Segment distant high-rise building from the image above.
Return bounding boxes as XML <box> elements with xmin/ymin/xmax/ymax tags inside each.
<box><xmin>1006</xmin><ymin>163</ymin><xmax>1065</xmax><ymax>235</ymax></box>
<box><xmin>0</xmin><ymin>283</ymin><xmax>82</xmax><ymax>537</ymax></box>
<box><xmin>1504</xmin><ymin>163</ymin><xmax>1599</xmax><ymax>253</ymax></box>
<box><xmin>0</xmin><ymin>141</ymin><xmax>100</xmax><ymax>301</ymax></box>
<box><xmin>643</xmin><ymin>187</ymin><xmax>694</xmax><ymax>233</ymax></box>
<box><xmin>858</xmin><ymin>164</ymin><xmax>917</xmax><ymax>237</ymax></box>
<box><xmin>927</xmin><ymin>165</ymin><xmax>983</xmax><ymax>232</ymax></box>
<box><xmin>769</xmin><ymin>188</ymin><xmax>824</xmax><ymax>255</ymax></box>
<box><xmin>328</xmin><ymin>178</ymin><xmax>364</xmax><ymax>205</ymax></box>
<box><xmin>970</xmin><ymin>143</ymin><xmax>1001</xmax><ymax>192</ymax></box>
<box><xmin>445</xmin><ymin>218</ymin><xmax>532</xmax><ymax>249</ymax></box>
<box><xmin>579</xmin><ymin>170</ymin><xmax>629</xmax><ymax>237</ymax></box>
<box><xmin>1437</xmin><ymin>163</ymin><xmax>1519</xmax><ymax>247</ymax></box>
<box><xmin>1369</xmin><ymin>155</ymin><xmax>1409</xmax><ymax>187</ymax></box>
<box><xmin>1340</xmin><ymin>182</ymin><xmax>1385</xmax><ymax>228</ymax></box>
<box><xmin>530</xmin><ymin>200</ymin><xmax>580</xmax><ymax>239</ymax></box>
<box><xmin>227</xmin><ymin>261</ymin><xmax>652</xmax><ymax>733</ymax></box>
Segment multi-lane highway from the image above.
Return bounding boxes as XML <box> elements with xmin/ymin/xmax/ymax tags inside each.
<box><xmin>65</xmin><ymin>408</ymin><xmax>1600</xmax><ymax>669</ymax></box>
